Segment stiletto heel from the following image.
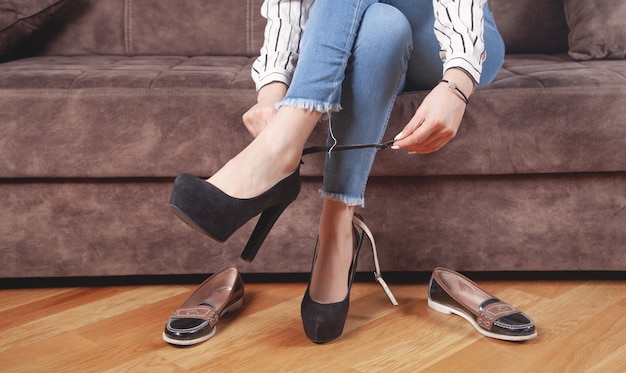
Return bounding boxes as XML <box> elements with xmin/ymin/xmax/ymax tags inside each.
<box><xmin>169</xmin><ymin>169</ymin><xmax>301</xmax><ymax>262</ymax></box>
<box><xmin>300</xmin><ymin>214</ymin><xmax>397</xmax><ymax>343</ymax></box>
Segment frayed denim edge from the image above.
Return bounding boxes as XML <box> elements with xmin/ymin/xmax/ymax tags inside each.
<box><xmin>319</xmin><ymin>190</ymin><xmax>365</xmax><ymax>208</ymax></box>
<box><xmin>277</xmin><ymin>98</ymin><xmax>342</xmax><ymax>119</ymax></box>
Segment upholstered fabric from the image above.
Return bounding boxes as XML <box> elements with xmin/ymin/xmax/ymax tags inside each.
<box><xmin>1</xmin><ymin>173</ymin><xmax>625</xmax><ymax>277</ymax></box>
<box><xmin>0</xmin><ymin>0</ymin><xmax>69</xmax><ymax>60</ymax></box>
<box><xmin>1</xmin><ymin>55</ymin><xmax>625</xmax><ymax>179</ymax></box>
<box><xmin>487</xmin><ymin>0</ymin><xmax>568</xmax><ymax>54</ymax></box>
<box><xmin>564</xmin><ymin>0</ymin><xmax>626</xmax><ymax>60</ymax></box>
<box><xmin>30</xmin><ymin>0</ymin><xmax>266</xmax><ymax>57</ymax></box>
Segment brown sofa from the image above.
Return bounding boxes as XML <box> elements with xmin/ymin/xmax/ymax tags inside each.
<box><xmin>1</xmin><ymin>0</ymin><xmax>625</xmax><ymax>278</ymax></box>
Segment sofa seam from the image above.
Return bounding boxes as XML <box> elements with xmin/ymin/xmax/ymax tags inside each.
<box><xmin>124</xmin><ymin>0</ymin><xmax>134</xmax><ymax>56</ymax></box>
<box><xmin>246</xmin><ymin>0</ymin><xmax>253</xmax><ymax>55</ymax></box>
<box><xmin>0</xmin><ymin>88</ymin><xmax>257</xmax><ymax>97</ymax></box>
<box><xmin>580</xmin><ymin>61</ymin><xmax>626</xmax><ymax>82</ymax></box>
<box><xmin>501</xmin><ymin>64</ymin><xmax>546</xmax><ymax>88</ymax></box>
<box><xmin>149</xmin><ymin>57</ymin><xmax>186</xmax><ymax>88</ymax></box>
<box><xmin>68</xmin><ymin>70</ymin><xmax>88</xmax><ymax>89</ymax></box>
<box><xmin>0</xmin><ymin>0</ymin><xmax>67</xmax><ymax>32</ymax></box>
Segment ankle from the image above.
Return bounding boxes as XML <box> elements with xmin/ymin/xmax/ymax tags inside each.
<box><xmin>257</xmin><ymin>106</ymin><xmax>321</xmax><ymax>170</ymax></box>
<box><xmin>319</xmin><ymin>200</ymin><xmax>355</xmax><ymax>236</ymax></box>
<box><xmin>252</xmin><ymin>129</ymin><xmax>302</xmax><ymax>175</ymax></box>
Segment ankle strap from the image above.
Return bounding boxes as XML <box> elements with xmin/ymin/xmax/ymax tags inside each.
<box><xmin>302</xmin><ymin>139</ymin><xmax>396</xmax><ymax>156</ymax></box>
<box><xmin>352</xmin><ymin>214</ymin><xmax>398</xmax><ymax>306</ymax></box>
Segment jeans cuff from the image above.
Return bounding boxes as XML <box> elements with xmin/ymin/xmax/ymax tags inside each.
<box><xmin>277</xmin><ymin>98</ymin><xmax>342</xmax><ymax>116</ymax></box>
<box><xmin>320</xmin><ymin>190</ymin><xmax>364</xmax><ymax>208</ymax></box>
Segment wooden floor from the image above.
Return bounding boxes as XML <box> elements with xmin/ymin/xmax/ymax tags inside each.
<box><xmin>1</xmin><ymin>274</ymin><xmax>625</xmax><ymax>372</ymax></box>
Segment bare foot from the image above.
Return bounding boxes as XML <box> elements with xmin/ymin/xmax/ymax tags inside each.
<box><xmin>208</xmin><ymin>107</ymin><xmax>321</xmax><ymax>198</ymax></box>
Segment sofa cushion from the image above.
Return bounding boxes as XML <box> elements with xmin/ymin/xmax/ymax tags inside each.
<box><xmin>564</xmin><ymin>0</ymin><xmax>626</xmax><ymax>60</ymax></box>
<box><xmin>0</xmin><ymin>55</ymin><xmax>256</xmax><ymax>89</ymax></box>
<box><xmin>1</xmin><ymin>55</ymin><xmax>625</xmax><ymax>179</ymax></box>
<box><xmin>0</xmin><ymin>0</ymin><xmax>69</xmax><ymax>60</ymax></box>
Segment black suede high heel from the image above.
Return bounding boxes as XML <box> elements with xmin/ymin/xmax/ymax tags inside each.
<box><xmin>169</xmin><ymin>139</ymin><xmax>394</xmax><ymax>262</ymax></box>
<box><xmin>169</xmin><ymin>169</ymin><xmax>300</xmax><ymax>262</ymax></box>
<box><xmin>300</xmin><ymin>224</ymin><xmax>362</xmax><ymax>344</ymax></box>
<box><xmin>301</xmin><ymin>214</ymin><xmax>397</xmax><ymax>343</ymax></box>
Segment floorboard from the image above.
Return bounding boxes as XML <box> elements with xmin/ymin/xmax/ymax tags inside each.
<box><xmin>2</xmin><ymin>275</ymin><xmax>625</xmax><ymax>372</ymax></box>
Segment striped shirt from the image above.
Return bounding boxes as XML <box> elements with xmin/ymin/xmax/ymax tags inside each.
<box><xmin>251</xmin><ymin>0</ymin><xmax>487</xmax><ymax>91</ymax></box>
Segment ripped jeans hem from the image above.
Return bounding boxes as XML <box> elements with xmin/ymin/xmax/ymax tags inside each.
<box><xmin>319</xmin><ymin>190</ymin><xmax>365</xmax><ymax>208</ymax></box>
<box><xmin>277</xmin><ymin>98</ymin><xmax>342</xmax><ymax>119</ymax></box>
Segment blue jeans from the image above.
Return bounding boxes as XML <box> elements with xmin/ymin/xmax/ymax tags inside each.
<box><xmin>279</xmin><ymin>0</ymin><xmax>505</xmax><ymax>206</ymax></box>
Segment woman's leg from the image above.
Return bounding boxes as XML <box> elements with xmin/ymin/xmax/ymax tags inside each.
<box><xmin>315</xmin><ymin>0</ymin><xmax>506</xmax><ymax>211</ymax></box>
<box><xmin>209</xmin><ymin>0</ymin><xmax>376</xmax><ymax>199</ymax></box>
<box><xmin>385</xmin><ymin>0</ymin><xmax>505</xmax><ymax>90</ymax></box>
<box><xmin>309</xmin><ymin>1</ymin><xmax>504</xmax><ymax>303</ymax></box>
<box><xmin>320</xmin><ymin>3</ymin><xmax>413</xmax><ymax>207</ymax></box>
<box><xmin>310</xmin><ymin>3</ymin><xmax>413</xmax><ymax>303</ymax></box>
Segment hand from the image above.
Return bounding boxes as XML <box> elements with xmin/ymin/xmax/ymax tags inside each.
<box><xmin>242</xmin><ymin>82</ymin><xmax>287</xmax><ymax>138</ymax></box>
<box><xmin>392</xmin><ymin>69</ymin><xmax>474</xmax><ymax>154</ymax></box>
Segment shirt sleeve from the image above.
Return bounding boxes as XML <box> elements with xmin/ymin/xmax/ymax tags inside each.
<box><xmin>251</xmin><ymin>0</ymin><xmax>314</xmax><ymax>91</ymax></box>
<box><xmin>433</xmin><ymin>0</ymin><xmax>487</xmax><ymax>84</ymax></box>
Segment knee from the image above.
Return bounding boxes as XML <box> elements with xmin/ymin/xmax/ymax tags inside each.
<box><xmin>359</xmin><ymin>3</ymin><xmax>413</xmax><ymax>60</ymax></box>
<box><xmin>479</xmin><ymin>14</ymin><xmax>506</xmax><ymax>85</ymax></box>
<box><xmin>479</xmin><ymin>35</ymin><xmax>506</xmax><ymax>85</ymax></box>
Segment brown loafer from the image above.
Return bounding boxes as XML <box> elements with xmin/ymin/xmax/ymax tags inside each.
<box><xmin>428</xmin><ymin>267</ymin><xmax>537</xmax><ymax>341</ymax></box>
<box><xmin>163</xmin><ymin>266</ymin><xmax>244</xmax><ymax>346</ymax></box>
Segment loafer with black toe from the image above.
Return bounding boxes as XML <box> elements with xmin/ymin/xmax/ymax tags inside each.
<box><xmin>428</xmin><ymin>267</ymin><xmax>537</xmax><ymax>341</ymax></box>
<box><xmin>163</xmin><ymin>266</ymin><xmax>244</xmax><ymax>346</ymax></box>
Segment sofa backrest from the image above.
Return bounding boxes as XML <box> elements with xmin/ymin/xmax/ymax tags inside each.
<box><xmin>37</xmin><ymin>0</ymin><xmax>266</xmax><ymax>57</ymax></box>
<box><xmin>488</xmin><ymin>0</ymin><xmax>569</xmax><ymax>54</ymax></box>
<box><xmin>33</xmin><ymin>0</ymin><xmax>569</xmax><ymax>57</ymax></box>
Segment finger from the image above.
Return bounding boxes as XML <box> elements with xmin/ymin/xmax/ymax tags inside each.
<box><xmin>406</xmin><ymin>129</ymin><xmax>454</xmax><ymax>154</ymax></box>
<box><xmin>392</xmin><ymin>117</ymin><xmax>425</xmax><ymax>149</ymax></box>
<box><xmin>396</xmin><ymin>118</ymin><xmax>436</xmax><ymax>149</ymax></box>
<box><xmin>396</xmin><ymin>123</ymin><xmax>442</xmax><ymax>153</ymax></box>
<box><xmin>242</xmin><ymin>112</ymin><xmax>259</xmax><ymax>137</ymax></box>
<box><xmin>407</xmin><ymin>140</ymin><xmax>446</xmax><ymax>154</ymax></box>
